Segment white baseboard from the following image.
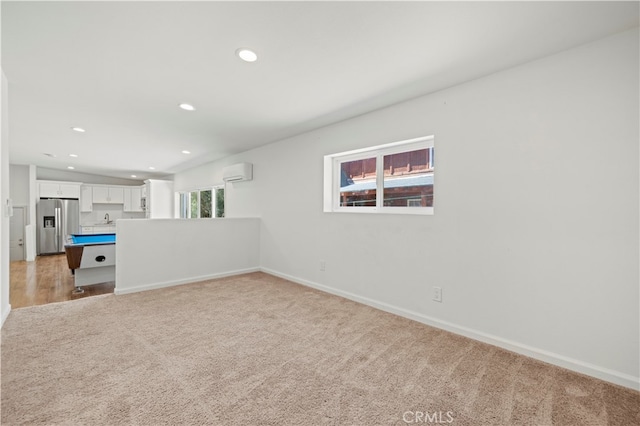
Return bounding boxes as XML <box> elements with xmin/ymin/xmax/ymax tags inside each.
<box><xmin>1</xmin><ymin>304</ymin><xmax>11</xmax><ymax>328</ymax></box>
<box><xmin>261</xmin><ymin>267</ymin><xmax>640</xmax><ymax>391</ymax></box>
<box><xmin>114</xmin><ymin>267</ymin><xmax>260</xmax><ymax>295</ymax></box>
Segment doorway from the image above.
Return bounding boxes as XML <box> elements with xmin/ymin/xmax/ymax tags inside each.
<box><xmin>9</xmin><ymin>206</ymin><xmax>25</xmax><ymax>262</ymax></box>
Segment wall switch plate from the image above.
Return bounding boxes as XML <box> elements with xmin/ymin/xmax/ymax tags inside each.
<box><xmin>433</xmin><ymin>286</ymin><xmax>442</xmax><ymax>303</ymax></box>
<box><xmin>320</xmin><ymin>260</ymin><xmax>326</xmax><ymax>271</ymax></box>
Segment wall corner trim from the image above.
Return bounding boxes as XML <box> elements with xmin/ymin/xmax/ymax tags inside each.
<box><xmin>260</xmin><ymin>267</ymin><xmax>640</xmax><ymax>391</ymax></box>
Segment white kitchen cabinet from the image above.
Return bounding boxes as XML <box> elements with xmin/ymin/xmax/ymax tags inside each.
<box><xmin>92</xmin><ymin>186</ymin><xmax>109</xmax><ymax>203</ymax></box>
<box><xmin>123</xmin><ymin>187</ymin><xmax>143</xmax><ymax>212</ymax></box>
<box><xmin>38</xmin><ymin>181</ymin><xmax>81</xmax><ymax>199</ymax></box>
<box><xmin>132</xmin><ymin>187</ymin><xmax>142</xmax><ymax>212</ymax></box>
<box><xmin>38</xmin><ymin>182</ymin><xmax>60</xmax><ymax>198</ymax></box>
<box><xmin>109</xmin><ymin>187</ymin><xmax>124</xmax><ymax>204</ymax></box>
<box><xmin>80</xmin><ymin>185</ymin><xmax>93</xmax><ymax>212</ymax></box>
<box><xmin>123</xmin><ymin>188</ymin><xmax>131</xmax><ymax>211</ymax></box>
<box><xmin>93</xmin><ymin>186</ymin><xmax>124</xmax><ymax>204</ymax></box>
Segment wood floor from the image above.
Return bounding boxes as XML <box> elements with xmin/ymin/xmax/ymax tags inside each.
<box><xmin>10</xmin><ymin>254</ymin><xmax>114</xmax><ymax>309</ymax></box>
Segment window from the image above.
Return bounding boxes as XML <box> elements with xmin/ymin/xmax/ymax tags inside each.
<box><xmin>200</xmin><ymin>190</ymin><xmax>212</xmax><ymax>218</ymax></box>
<box><xmin>339</xmin><ymin>156</ymin><xmax>377</xmax><ymax>207</ymax></box>
<box><xmin>324</xmin><ymin>136</ymin><xmax>434</xmax><ymax>215</ymax></box>
<box><xmin>178</xmin><ymin>186</ymin><xmax>225</xmax><ymax>219</ymax></box>
<box><xmin>190</xmin><ymin>191</ymin><xmax>198</xmax><ymax>218</ymax></box>
<box><xmin>215</xmin><ymin>187</ymin><xmax>225</xmax><ymax>218</ymax></box>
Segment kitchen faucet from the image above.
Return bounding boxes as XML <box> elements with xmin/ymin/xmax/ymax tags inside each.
<box><xmin>104</xmin><ymin>213</ymin><xmax>109</xmax><ymax>223</ymax></box>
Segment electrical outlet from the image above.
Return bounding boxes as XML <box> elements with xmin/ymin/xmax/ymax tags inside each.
<box><xmin>433</xmin><ymin>286</ymin><xmax>442</xmax><ymax>303</ymax></box>
<box><xmin>320</xmin><ymin>260</ymin><xmax>326</xmax><ymax>271</ymax></box>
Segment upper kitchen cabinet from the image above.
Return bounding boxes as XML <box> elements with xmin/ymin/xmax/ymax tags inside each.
<box><xmin>92</xmin><ymin>186</ymin><xmax>124</xmax><ymax>204</ymax></box>
<box><xmin>80</xmin><ymin>185</ymin><xmax>93</xmax><ymax>212</ymax></box>
<box><xmin>123</xmin><ymin>187</ymin><xmax>143</xmax><ymax>212</ymax></box>
<box><xmin>37</xmin><ymin>180</ymin><xmax>81</xmax><ymax>199</ymax></box>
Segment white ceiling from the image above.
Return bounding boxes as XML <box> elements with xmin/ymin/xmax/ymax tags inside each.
<box><xmin>2</xmin><ymin>1</ymin><xmax>638</xmax><ymax>180</ymax></box>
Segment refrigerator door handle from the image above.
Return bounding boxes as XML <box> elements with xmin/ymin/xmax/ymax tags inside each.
<box><xmin>55</xmin><ymin>207</ymin><xmax>61</xmax><ymax>251</ymax></box>
<box><xmin>60</xmin><ymin>200</ymin><xmax>67</xmax><ymax>247</ymax></box>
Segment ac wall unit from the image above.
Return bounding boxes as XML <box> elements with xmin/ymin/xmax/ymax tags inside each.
<box><xmin>222</xmin><ymin>162</ymin><xmax>253</xmax><ymax>182</ymax></box>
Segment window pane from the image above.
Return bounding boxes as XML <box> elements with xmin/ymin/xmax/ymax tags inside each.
<box><xmin>179</xmin><ymin>193</ymin><xmax>189</xmax><ymax>218</ymax></box>
<box><xmin>215</xmin><ymin>188</ymin><xmax>225</xmax><ymax>218</ymax></box>
<box><xmin>383</xmin><ymin>148</ymin><xmax>434</xmax><ymax>207</ymax></box>
<box><xmin>190</xmin><ymin>191</ymin><xmax>198</xmax><ymax>218</ymax></box>
<box><xmin>200</xmin><ymin>190</ymin><xmax>212</xmax><ymax>218</ymax></box>
<box><xmin>340</xmin><ymin>157</ymin><xmax>377</xmax><ymax>207</ymax></box>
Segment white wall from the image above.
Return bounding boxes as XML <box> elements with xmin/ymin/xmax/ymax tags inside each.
<box><xmin>28</xmin><ymin>165</ymin><xmax>36</xmax><ymax>224</ymax></box>
<box><xmin>115</xmin><ymin>218</ymin><xmax>260</xmax><ymax>294</ymax></box>
<box><xmin>174</xmin><ymin>29</ymin><xmax>639</xmax><ymax>389</ymax></box>
<box><xmin>1</xmin><ymin>69</ymin><xmax>11</xmax><ymax>325</ymax></box>
<box><xmin>9</xmin><ymin>165</ymin><xmax>29</xmax><ymax>207</ymax></box>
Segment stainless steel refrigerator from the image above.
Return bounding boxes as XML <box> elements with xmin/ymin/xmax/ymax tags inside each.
<box><xmin>37</xmin><ymin>199</ymin><xmax>80</xmax><ymax>255</ymax></box>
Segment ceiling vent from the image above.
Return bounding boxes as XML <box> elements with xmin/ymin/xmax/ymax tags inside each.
<box><xmin>222</xmin><ymin>162</ymin><xmax>253</xmax><ymax>183</ymax></box>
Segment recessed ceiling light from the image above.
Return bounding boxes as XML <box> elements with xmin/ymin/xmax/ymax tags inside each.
<box><xmin>149</xmin><ymin>166</ymin><xmax>155</xmax><ymax>170</ymax></box>
<box><xmin>179</xmin><ymin>103</ymin><xmax>195</xmax><ymax>111</ymax></box>
<box><xmin>236</xmin><ymin>48</ymin><xmax>258</xmax><ymax>62</ymax></box>
<box><xmin>181</xmin><ymin>150</ymin><xmax>191</xmax><ymax>154</ymax></box>
<box><xmin>71</xmin><ymin>127</ymin><xmax>85</xmax><ymax>133</ymax></box>
<box><xmin>67</xmin><ymin>166</ymin><xmax>75</xmax><ymax>170</ymax></box>
<box><xmin>131</xmin><ymin>175</ymin><xmax>137</xmax><ymax>178</ymax></box>
<box><xmin>69</xmin><ymin>154</ymin><xmax>78</xmax><ymax>158</ymax></box>
<box><xmin>44</xmin><ymin>153</ymin><xmax>57</xmax><ymax>158</ymax></box>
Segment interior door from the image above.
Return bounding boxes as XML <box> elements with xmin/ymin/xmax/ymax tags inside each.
<box><xmin>9</xmin><ymin>206</ymin><xmax>25</xmax><ymax>261</ymax></box>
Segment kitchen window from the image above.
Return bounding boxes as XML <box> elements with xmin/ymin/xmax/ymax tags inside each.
<box><xmin>323</xmin><ymin>136</ymin><xmax>434</xmax><ymax>215</ymax></box>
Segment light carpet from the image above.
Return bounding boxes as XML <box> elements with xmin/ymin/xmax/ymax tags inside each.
<box><xmin>1</xmin><ymin>272</ymin><xmax>638</xmax><ymax>425</ymax></box>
